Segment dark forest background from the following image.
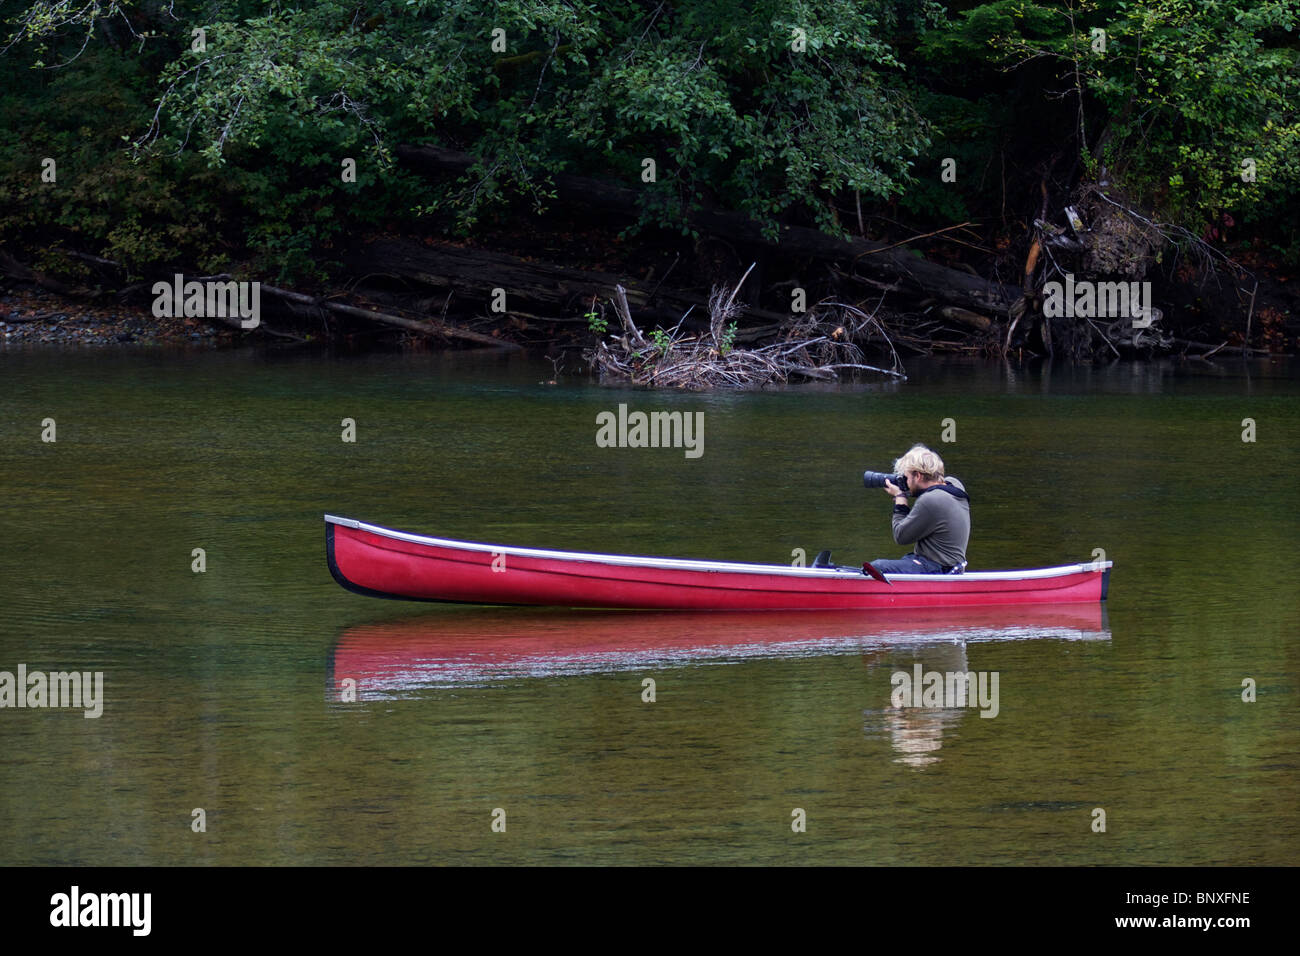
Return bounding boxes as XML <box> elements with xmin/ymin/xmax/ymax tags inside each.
<box><xmin>2</xmin><ymin>0</ymin><xmax>1297</xmax><ymax>357</ymax></box>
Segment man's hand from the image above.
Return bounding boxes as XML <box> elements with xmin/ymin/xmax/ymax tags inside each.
<box><xmin>883</xmin><ymin>480</ymin><xmax>907</xmax><ymax>504</ymax></box>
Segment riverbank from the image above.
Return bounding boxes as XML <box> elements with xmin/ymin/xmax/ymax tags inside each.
<box><xmin>3</xmin><ymin>221</ymin><xmax>1295</xmax><ymax>364</ymax></box>
<box><xmin>0</xmin><ymin>287</ymin><xmax>230</xmax><ymax>347</ymax></box>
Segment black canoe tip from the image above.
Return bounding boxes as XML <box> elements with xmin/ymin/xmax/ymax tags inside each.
<box><xmin>326</xmin><ymin>520</ymin><xmax>413</xmax><ymax>601</ymax></box>
<box><xmin>1100</xmin><ymin>566</ymin><xmax>1111</xmax><ymax>602</ymax></box>
<box><xmin>326</xmin><ymin>519</ymin><xmax>489</xmax><ymax>604</ymax></box>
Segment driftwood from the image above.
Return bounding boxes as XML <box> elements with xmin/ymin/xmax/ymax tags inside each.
<box><xmin>611</xmin><ymin>284</ymin><xmax>649</xmax><ymax>348</ymax></box>
<box><xmin>348</xmin><ymin>239</ymin><xmax>794</xmax><ymax>327</ymax></box>
<box><xmin>0</xmin><ymin>249</ymin><xmax>518</xmax><ymax>348</ymax></box>
<box><xmin>590</xmin><ymin>315</ymin><xmax>905</xmax><ymax>389</ymax></box>
<box><xmin>936</xmin><ymin>306</ymin><xmax>993</xmax><ymax>332</ymax></box>
<box><xmin>1171</xmin><ymin>337</ymin><xmax>1276</xmax><ymax>357</ymax></box>
<box><xmin>258</xmin><ymin>284</ymin><xmax>520</xmax><ymax>349</ymax></box>
<box><xmin>587</xmin><ymin>270</ymin><xmax>906</xmax><ymax>390</ymax></box>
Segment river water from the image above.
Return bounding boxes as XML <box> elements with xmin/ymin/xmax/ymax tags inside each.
<box><xmin>0</xmin><ymin>348</ymin><xmax>1296</xmax><ymax>864</ymax></box>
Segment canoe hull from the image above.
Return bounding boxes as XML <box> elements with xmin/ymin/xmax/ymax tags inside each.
<box><xmin>326</xmin><ymin>515</ymin><xmax>1111</xmax><ymax>611</ymax></box>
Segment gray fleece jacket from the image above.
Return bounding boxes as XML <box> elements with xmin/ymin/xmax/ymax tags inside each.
<box><xmin>891</xmin><ymin>476</ymin><xmax>970</xmax><ymax>568</ymax></box>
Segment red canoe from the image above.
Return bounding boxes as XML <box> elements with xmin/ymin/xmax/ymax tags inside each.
<box><xmin>325</xmin><ymin>515</ymin><xmax>1112</xmax><ymax>610</ymax></box>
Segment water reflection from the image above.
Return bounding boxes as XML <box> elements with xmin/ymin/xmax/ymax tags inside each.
<box><xmin>328</xmin><ymin>604</ymin><xmax>1110</xmax><ymax>701</ymax></box>
<box><xmin>862</xmin><ymin>641</ymin><xmax>980</xmax><ymax>769</ymax></box>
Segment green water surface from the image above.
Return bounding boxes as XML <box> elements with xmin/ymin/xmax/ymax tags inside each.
<box><xmin>0</xmin><ymin>349</ymin><xmax>1296</xmax><ymax>865</ymax></box>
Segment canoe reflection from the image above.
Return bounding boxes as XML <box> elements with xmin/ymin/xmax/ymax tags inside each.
<box><xmin>328</xmin><ymin>604</ymin><xmax>1109</xmax><ymax>699</ymax></box>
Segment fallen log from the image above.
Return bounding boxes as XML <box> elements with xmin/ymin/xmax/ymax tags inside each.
<box><xmin>936</xmin><ymin>306</ymin><xmax>993</xmax><ymax>332</ymax></box>
<box><xmin>347</xmin><ymin>239</ymin><xmax>793</xmax><ymax>326</ymax></box>
<box><xmin>1170</xmin><ymin>337</ymin><xmax>1278</xmax><ymax>357</ymax></box>
<box><xmin>259</xmin><ymin>284</ymin><xmax>521</xmax><ymax>349</ymax></box>
<box><xmin>3</xmin><ymin>250</ymin><xmax>500</xmax><ymax>348</ymax></box>
<box><xmin>395</xmin><ymin>144</ymin><xmax>1021</xmax><ymax>314</ymax></box>
<box><xmin>0</xmin><ymin>250</ymin><xmax>84</xmax><ymax>296</ymax></box>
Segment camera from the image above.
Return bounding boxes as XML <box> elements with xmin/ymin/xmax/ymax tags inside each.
<box><xmin>863</xmin><ymin>470</ymin><xmax>909</xmax><ymax>493</ymax></box>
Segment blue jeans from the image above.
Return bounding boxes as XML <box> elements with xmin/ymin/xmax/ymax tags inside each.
<box><xmin>870</xmin><ymin>553</ymin><xmax>946</xmax><ymax>574</ymax></box>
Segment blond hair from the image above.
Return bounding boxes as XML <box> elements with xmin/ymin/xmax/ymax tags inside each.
<box><xmin>893</xmin><ymin>444</ymin><xmax>945</xmax><ymax>481</ymax></box>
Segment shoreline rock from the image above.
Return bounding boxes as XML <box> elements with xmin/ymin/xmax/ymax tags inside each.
<box><xmin>0</xmin><ymin>288</ymin><xmax>234</xmax><ymax>348</ymax></box>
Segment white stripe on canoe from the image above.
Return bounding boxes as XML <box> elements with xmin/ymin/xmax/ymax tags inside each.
<box><xmin>325</xmin><ymin>515</ymin><xmax>1112</xmax><ymax>582</ymax></box>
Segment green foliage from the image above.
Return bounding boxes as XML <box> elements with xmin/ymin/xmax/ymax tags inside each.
<box><xmin>20</xmin><ymin>1</ymin><xmax>933</xmax><ymax>237</ymax></box>
<box><xmin>0</xmin><ymin>2</ymin><xmax>427</xmax><ymax>282</ymax></box>
<box><xmin>719</xmin><ymin>321</ymin><xmax>738</xmax><ymax>355</ymax></box>
<box><xmin>1088</xmin><ymin>1</ymin><xmax>1300</xmax><ymax>228</ymax></box>
<box><xmin>897</xmin><ymin>90</ymin><xmax>1010</xmax><ymax>224</ymax></box>
<box><xmin>922</xmin><ymin>0</ymin><xmax>1300</xmax><ymax>234</ymax></box>
<box><xmin>2</xmin><ymin>0</ymin><xmax>135</xmax><ymax>65</ymax></box>
<box><xmin>2</xmin><ymin>0</ymin><xmax>1298</xmax><ymax>279</ymax></box>
<box><xmin>563</xmin><ymin>1</ymin><xmax>934</xmax><ymax>236</ymax></box>
<box><xmin>0</xmin><ymin>44</ymin><xmax>236</xmax><ymax>277</ymax></box>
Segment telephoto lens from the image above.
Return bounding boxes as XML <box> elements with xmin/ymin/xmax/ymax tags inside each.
<box><xmin>863</xmin><ymin>470</ymin><xmax>909</xmax><ymax>492</ymax></box>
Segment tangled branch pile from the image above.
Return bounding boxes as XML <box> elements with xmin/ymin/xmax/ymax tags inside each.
<box><xmin>587</xmin><ymin>274</ymin><xmax>906</xmax><ymax>390</ymax></box>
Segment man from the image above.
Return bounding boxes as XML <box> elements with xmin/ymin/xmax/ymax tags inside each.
<box><xmin>870</xmin><ymin>444</ymin><xmax>970</xmax><ymax>575</ymax></box>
